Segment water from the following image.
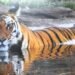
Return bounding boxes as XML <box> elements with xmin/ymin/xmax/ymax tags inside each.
<box><xmin>24</xmin><ymin>45</ymin><xmax>75</xmax><ymax>75</ymax></box>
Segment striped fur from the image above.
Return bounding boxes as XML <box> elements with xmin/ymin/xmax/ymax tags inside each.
<box><xmin>19</xmin><ymin>24</ymin><xmax>75</xmax><ymax>69</ymax></box>
<box><xmin>0</xmin><ymin>14</ymin><xmax>75</xmax><ymax>73</ymax></box>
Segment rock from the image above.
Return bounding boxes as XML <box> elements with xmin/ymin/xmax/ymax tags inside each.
<box><xmin>21</xmin><ymin>7</ymin><xmax>72</xmax><ymax>19</ymax></box>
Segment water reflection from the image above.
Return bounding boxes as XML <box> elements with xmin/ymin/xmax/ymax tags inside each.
<box><xmin>38</xmin><ymin>45</ymin><xmax>75</xmax><ymax>60</ymax></box>
<box><xmin>29</xmin><ymin>45</ymin><xmax>75</xmax><ymax>75</ymax></box>
<box><xmin>0</xmin><ymin>45</ymin><xmax>75</xmax><ymax>75</ymax></box>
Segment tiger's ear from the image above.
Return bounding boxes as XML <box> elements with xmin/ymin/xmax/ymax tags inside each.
<box><xmin>8</xmin><ymin>3</ymin><xmax>21</xmax><ymax>17</ymax></box>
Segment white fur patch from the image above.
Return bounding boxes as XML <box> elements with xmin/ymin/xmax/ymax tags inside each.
<box><xmin>60</xmin><ymin>39</ymin><xmax>75</xmax><ymax>45</ymax></box>
<box><xmin>4</xmin><ymin>16</ymin><xmax>15</xmax><ymax>24</ymax></box>
<box><xmin>3</xmin><ymin>40</ymin><xmax>9</xmax><ymax>46</ymax></box>
<box><xmin>21</xmin><ymin>39</ymin><xmax>29</xmax><ymax>60</ymax></box>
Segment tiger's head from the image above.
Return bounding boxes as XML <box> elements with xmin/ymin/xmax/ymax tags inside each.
<box><xmin>0</xmin><ymin>6</ymin><xmax>23</xmax><ymax>63</ymax></box>
<box><xmin>0</xmin><ymin>14</ymin><xmax>22</xmax><ymax>50</ymax></box>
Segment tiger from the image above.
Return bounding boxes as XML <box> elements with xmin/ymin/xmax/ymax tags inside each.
<box><xmin>0</xmin><ymin>7</ymin><xmax>75</xmax><ymax>75</ymax></box>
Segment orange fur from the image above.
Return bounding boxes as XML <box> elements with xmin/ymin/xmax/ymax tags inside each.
<box><xmin>0</xmin><ymin>15</ymin><xmax>75</xmax><ymax>73</ymax></box>
<box><xmin>19</xmin><ymin>24</ymin><xmax>75</xmax><ymax>71</ymax></box>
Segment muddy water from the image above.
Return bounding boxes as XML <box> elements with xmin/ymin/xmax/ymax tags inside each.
<box><xmin>0</xmin><ymin>63</ymin><xmax>13</xmax><ymax>75</ymax></box>
<box><xmin>26</xmin><ymin>45</ymin><xmax>75</xmax><ymax>75</ymax></box>
<box><xmin>0</xmin><ymin>45</ymin><xmax>75</xmax><ymax>75</ymax></box>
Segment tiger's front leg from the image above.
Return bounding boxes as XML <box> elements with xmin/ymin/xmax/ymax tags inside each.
<box><xmin>11</xmin><ymin>55</ymin><xmax>24</xmax><ymax>75</ymax></box>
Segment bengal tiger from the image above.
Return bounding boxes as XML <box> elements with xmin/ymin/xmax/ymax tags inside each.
<box><xmin>0</xmin><ymin>8</ymin><xmax>75</xmax><ymax>75</ymax></box>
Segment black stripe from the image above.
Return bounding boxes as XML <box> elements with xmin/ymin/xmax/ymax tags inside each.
<box><xmin>57</xmin><ymin>45</ymin><xmax>71</xmax><ymax>57</ymax></box>
<box><xmin>64</xmin><ymin>45</ymin><xmax>72</xmax><ymax>55</ymax></box>
<box><xmin>55</xmin><ymin>28</ymin><xmax>69</xmax><ymax>39</ymax></box>
<box><xmin>55</xmin><ymin>45</ymin><xmax>62</xmax><ymax>57</ymax></box>
<box><xmin>48</xmin><ymin>28</ymin><xmax>62</xmax><ymax>43</ymax></box>
<box><xmin>36</xmin><ymin>32</ymin><xmax>45</xmax><ymax>56</ymax></box>
<box><xmin>66</xmin><ymin>28</ymin><xmax>73</xmax><ymax>35</ymax></box>
<box><xmin>42</xmin><ymin>30</ymin><xmax>55</xmax><ymax>53</ymax></box>
<box><xmin>64</xmin><ymin>29</ymin><xmax>72</xmax><ymax>39</ymax></box>
<box><xmin>71</xmin><ymin>29</ymin><xmax>75</xmax><ymax>35</ymax></box>
<box><xmin>71</xmin><ymin>28</ymin><xmax>75</xmax><ymax>35</ymax></box>
<box><xmin>33</xmin><ymin>32</ymin><xmax>40</xmax><ymax>46</ymax></box>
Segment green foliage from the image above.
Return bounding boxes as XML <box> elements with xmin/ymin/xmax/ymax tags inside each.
<box><xmin>1</xmin><ymin>0</ymin><xmax>75</xmax><ymax>9</ymax></box>
<box><xmin>21</xmin><ymin>0</ymin><xmax>48</xmax><ymax>8</ymax></box>
<box><xmin>0</xmin><ymin>0</ymin><xmax>53</xmax><ymax>8</ymax></box>
<box><xmin>0</xmin><ymin>0</ymin><xmax>11</xmax><ymax>5</ymax></box>
<box><xmin>63</xmin><ymin>2</ymin><xmax>75</xmax><ymax>10</ymax></box>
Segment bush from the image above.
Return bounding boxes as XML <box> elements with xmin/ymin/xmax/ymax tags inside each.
<box><xmin>0</xmin><ymin>0</ymin><xmax>57</xmax><ymax>8</ymax></box>
<box><xmin>63</xmin><ymin>2</ymin><xmax>75</xmax><ymax>10</ymax></box>
<box><xmin>0</xmin><ymin>0</ymin><xmax>11</xmax><ymax>5</ymax></box>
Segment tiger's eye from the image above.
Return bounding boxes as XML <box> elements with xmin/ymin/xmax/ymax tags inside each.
<box><xmin>7</xmin><ymin>23</ymin><xmax>13</xmax><ymax>31</ymax></box>
<box><xmin>9</xmin><ymin>25</ymin><xmax>13</xmax><ymax>30</ymax></box>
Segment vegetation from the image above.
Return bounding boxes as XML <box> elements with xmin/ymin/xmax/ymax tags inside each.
<box><xmin>0</xmin><ymin>0</ymin><xmax>59</xmax><ymax>8</ymax></box>
<box><xmin>0</xmin><ymin>0</ymin><xmax>75</xmax><ymax>9</ymax></box>
<box><xmin>63</xmin><ymin>2</ymin><xmax>75</xmax><ymax>10</ymax></box>
<box><xmin>0</xmin><ymin>0</ymin><xmax>11</xmax><ymax>5</ymax></box>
